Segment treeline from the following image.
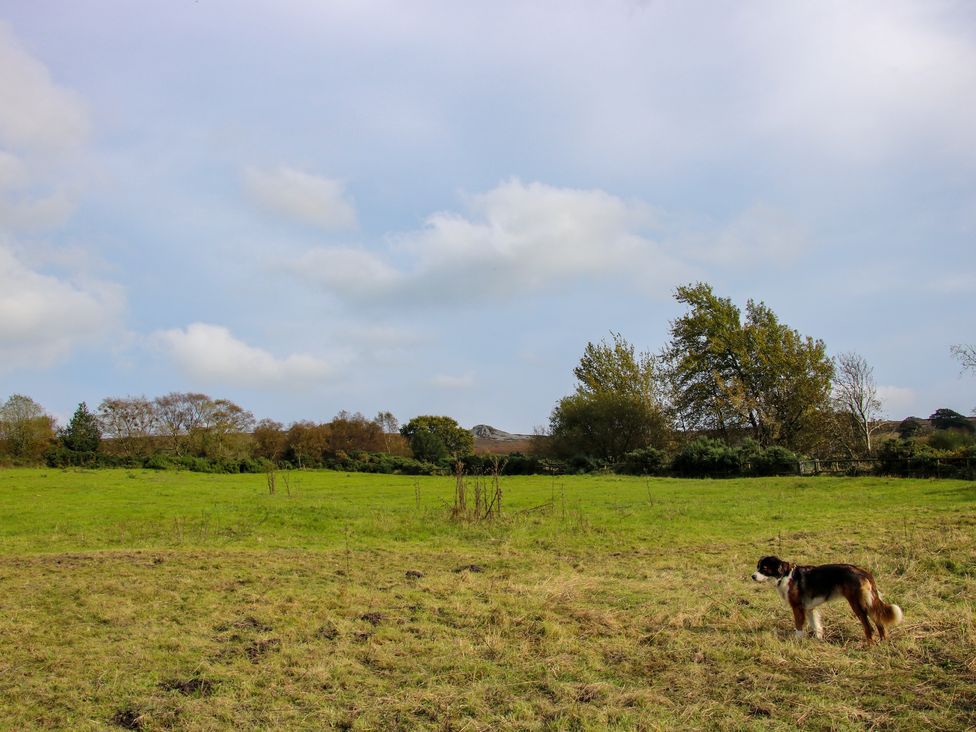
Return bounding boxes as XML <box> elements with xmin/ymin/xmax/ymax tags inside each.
<box><xmin>2</xmin><ymin>282</ymin><xmax>973</xmax><ymax>479</ymax></box>
<box><xmin>0</xmin><ymin>392</ymin><xmax>428</xmax><ymax>474</ymax></box>
<box><xmin>533</xmin><ymin>283</ymin><xmax>975</xmax><ymax>478</ymax></box>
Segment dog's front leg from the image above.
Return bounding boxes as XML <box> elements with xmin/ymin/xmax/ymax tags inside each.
<box><xmin>792</xmin><ymin>605</ymin><xmax>806</xmax><ymax>638</ymax></box>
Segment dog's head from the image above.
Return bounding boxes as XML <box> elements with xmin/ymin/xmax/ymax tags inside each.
<box><xmin>752</xmin><ymin>555</ymin><xmax>792</xmax><ymax>582</ymax></box>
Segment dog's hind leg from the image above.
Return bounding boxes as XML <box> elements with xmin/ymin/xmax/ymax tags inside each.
<box><xmin>808</xmin><ymin>609</ymin><xmax>824</xmax><ymax>639</ymax></box>
<box><xmin>845</xmin><ymin>594</ymin><xmax>874</xmax><ymax>642</ymax></box>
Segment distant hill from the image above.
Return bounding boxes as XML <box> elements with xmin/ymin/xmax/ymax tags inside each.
<box><xmin>470</xmin><ymin>424</ymin><xmax>536</xmax><ymax>455</ymax></box>
<box><xmin>470</xmin><ymin>424</ymin><xmax>534</xmax><ymax>441</ymax></box>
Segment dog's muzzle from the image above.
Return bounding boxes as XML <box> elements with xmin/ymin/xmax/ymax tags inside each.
<box><xmin>752</xmin><ymin>572</ymin><xmax>769</xmax><ymax>582</ymax></box>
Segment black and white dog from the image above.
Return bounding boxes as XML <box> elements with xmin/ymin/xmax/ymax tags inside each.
<box><xmin>752</xmin><ymin>556</ymin><xmax>903</xmax><ymax>642</ymax></box>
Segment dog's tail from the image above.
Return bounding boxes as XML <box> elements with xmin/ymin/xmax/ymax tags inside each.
<box><xmin>867</xmin><ymin>583</ymin><xmax>903</xmax><ymax>627</ymax></box>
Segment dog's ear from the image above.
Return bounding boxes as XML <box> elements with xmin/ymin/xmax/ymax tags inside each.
<box><xmin>778</xmin><ymin>560</ymin><xmax>793</xmax><ymax>577</ymax></box>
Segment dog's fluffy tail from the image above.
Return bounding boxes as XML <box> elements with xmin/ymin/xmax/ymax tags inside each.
<box><xmin>868</xmin><ymin>585</ymin><xmax>904</xmax><ymax>627</ymax></box>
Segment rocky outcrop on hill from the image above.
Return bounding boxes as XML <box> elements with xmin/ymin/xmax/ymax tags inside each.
<box><xmin>470</xmin><ymin>424</ymin><xmax>534</xmax><ymax>441</ymax></box>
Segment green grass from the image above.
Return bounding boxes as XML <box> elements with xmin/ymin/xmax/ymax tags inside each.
<box><xmin>0</xmin><ymin>468</ymin><xmax>974</xmax><ymax>730</ymax></box>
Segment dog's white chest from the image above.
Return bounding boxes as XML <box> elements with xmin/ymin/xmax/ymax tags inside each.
<box><xmin>776</xmin><ymin>575</ymin><xmax>792</xmax><ymax>603</ymax></box>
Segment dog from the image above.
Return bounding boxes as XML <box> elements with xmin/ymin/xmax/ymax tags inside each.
<box><xmin>752</xmin><ymin>556</ymin><xmax>903</xmax><ymax>642</ymax></box>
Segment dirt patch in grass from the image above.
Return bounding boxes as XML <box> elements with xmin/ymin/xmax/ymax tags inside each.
<box><xmin>159</xmin><ymin>677</ymin><xmax>218</xmax><ymax>696</ymax></box>
<box><xmin>360</xmin><ymin>611</ymin><xmax>384</xmax><ymax>626</ymax></box>
<box><xmin>111</xmin><ymin>707</ymin><xmax>144</xmax><ymax>729</ymax></box>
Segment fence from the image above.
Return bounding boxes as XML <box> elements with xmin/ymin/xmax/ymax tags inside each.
<box><xmin>799</xmin><ymin>457</ymin><xmax>976</xmax><ymax>480</ymax></box>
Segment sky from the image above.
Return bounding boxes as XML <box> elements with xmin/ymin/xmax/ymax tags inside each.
<box><xmin>1</xmin><ymin>0</ymin><xmax>974</xmax><ymax>432</ymax></box>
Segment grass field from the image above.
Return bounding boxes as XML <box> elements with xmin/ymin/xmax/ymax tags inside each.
<box><xmin>0</xmin><ymin>468</ymin><xmax>974</xmax><ymax>731</ymax></box>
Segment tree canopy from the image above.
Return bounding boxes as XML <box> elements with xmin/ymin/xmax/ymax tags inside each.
<box><xmin>548</xmin><ymin>333</ymin><xmax>669</xmax><ymax>462</ymax></box>
<box><xmin>400</xmin><ymin>416</ymin><xmax>473</xmax><ymax>461</ymax></box>
<box><xmin>662</xmin><ymin>283</ymin><xmax>834</xmax><ymax>450</ymax></box>
<box><xmin>0</xmin><ymin>394</ymin><xmax>55</xmax><ymax>461</ymax></box>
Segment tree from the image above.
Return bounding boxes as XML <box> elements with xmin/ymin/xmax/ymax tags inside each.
<box><xmin>400</xmin><ymin>416</ymin><xmax>473</xmax><ymax>461</ymax></box>
<box><xmin>153</xmin><ymin>392</ymin><xmax>210</xmax><ymax>455</ymax></box>
<box><xmin>832</xmin><ymin>352</ymin><xmax>882</xmax><ymax>455</ymax></box>
<box><xmin>374</xmin><ymin>411</ymin><xmax>400</xmax><ymax>452</ymax></box>
<box><xmin>59</xmin><ymin>402</ymin><xmax>101</xmax><ymax>453</ymax></box>
<box><xmin>408</xmin><ymin>429</ymin><xmax>449</xmax><ymax>463</ymax></box>
<box><xmin>98</xmin><ymin>396</ymin><xmax>157</xmax><ymax>458</ymax></box>
<box><xmin>951</xmin><ymin>344</ymin><xmax>976</xmax><ymax>374</ymax></box>
<box><xmin>548</xmin><ymin>390</ymin><xmax>668</xmax><ymax>462</ymax></box>
<box><xmin>662</xmin><ymin>283</ymin><xmax>834</xmax><ymax>450</ymax></box>
<box><xmin>897</xmin><ymin>417</ymin><xmax>923</xmax><ymax>439</ymax></box>
<box><xmin>187</xmin><ymin>398</ymin><xmax>256</xmax><ymax>459</ymax></box>
<box><xmin>327</xmin><ymin>411</ymin><xmax>384</xmax><ymax>453</ymax></box>
<box><xmin>574</xmin><ymin>332</ymin><xmax>657</xmax><ymax>404</ymax></box>
<box><xmin>284</xmin><ymin>421</ymin><xmax>329</xmax><ymax>468</ymax></box>
<box><xmin>253</xmin><ymin>419</ymin><xmax>285</xmax><ymax>462</ymax></box>
<box><xmin>952</xmin><ymin>344</ymin><xmax>976</xmax><ymax>416</ymax></box>
<box><xmin>0</xmin><ymin>394</ymin><xmax>55</xmax><ymax>462</ymax></box>
<box><xmin>547</xmin><ymin>333</ymin><xmax>670</xmax><ymax>461</ymax></box>
<box><xmin>929</xmin><ymin>408</ymin><xmax>974</xmax><ymax>433</ymax></box>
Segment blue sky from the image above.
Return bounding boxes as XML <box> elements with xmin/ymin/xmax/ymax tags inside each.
<box><xmin>1</xmin><ymin>1</ymin><xmax>974</xmax><ymax>431</ymax></box>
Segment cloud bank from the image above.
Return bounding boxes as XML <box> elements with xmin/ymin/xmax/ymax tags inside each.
<box><xmin>284</xmin><ymin>179</ymin><xmax>813</xmax><ymax>306</ymax></box>
<box><xmin>0</xmin><ymin>245</ymin><xmax>124</xmax><ymax>371</ymax></box>
<box><xmin>155</xmin><ymin>323</ymin><xmax>333</xmax><ymax>389</ymax></box>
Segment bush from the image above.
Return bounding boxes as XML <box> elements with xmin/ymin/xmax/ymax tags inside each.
<box><xmin>744</xmin><ymin>445</ymin><xmax>799</xmax><ymax>476</ymax></box>
<box><xmin>672</xmin><ymin>437</ymin><xmax>740</xmax><ymax>477</ymax></box>
<box><xmin>614</xmin><ymin>447</ymin><xmax>668</xmax><ymax>475</ymax></box>
<box><xmin>568</xmin><ymin>454</ymin><xmax>607</xmax><ymax>473</ymax></box>
<box><xmin>45</xmin><ymin>447</ymin><xmax>98</xmax><ymax>468</ymax></box>
<box><xmin>876</xmin><ymin>439</ymin><xmax>940</xmax><ymax>476</ymax></box>
<box><xmin>928</xmin><ymin>429</ymin><xmax>976</xmax><ymax>452</ymax></box>
<box><xmin>897</xmin><ymin>417</ymin><xmax>924</xmax><ymax>439</ymax></box>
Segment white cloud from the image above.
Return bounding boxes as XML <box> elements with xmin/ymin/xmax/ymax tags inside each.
<box><xmin>287</xmin><ymin>179</ymin><xmax>814</xmax><ymax>306</ymax></box>
<box><xmin>243</xmin><ymin>166</ymin><xmax>357</xmax><ymax>231</ymax></box>
<box><xmin>155</xmin><ymin>323</ymin><xmax>333</xmax><ymax>389</ymax></box>
<box><xmin>0</xmin><ymin>24</ymin><xmax>87</xmax><ymax>234</ymax></box>
<box><xmin>0</xmin><ymin>244</ymin><xmax>125</xmax><ymax>371</ymax></box>
<box><xmin>0</xmin><ymin>22</ymin><xmax>88</xmax><ymax>154</ymax></box>
<box><xmin>291</xmin><ymin>178</ymin><xmax>692</xmax><ymax>303</ymax></box>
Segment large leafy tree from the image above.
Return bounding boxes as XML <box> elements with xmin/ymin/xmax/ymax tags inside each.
<box><xmin>0</xmin><ymin>394</ymin><xmax>55</xmax><ymax>461</ymax></box>
<box><xmin>662</xmin><ymin>283</ymin><xmax>834</xmax><ymax>450</ymax></box>
<box><xmin>548</xmin><ymin>333</ymin><xmax>669</xmax><ymax>461</ymax></box>
<box><xmin>929</xmin><ymin>408</ymin><xmax>974</xmax><ymax>433</ymax></box>
<box><xmin>574</xmin><ymin>332</ymin><xmax>657</xmax><ymax>404</ymax></box>
<box><xmin>548</xmin><ymin>390</ymin><xmax>668</xmax><ymax>462</ymax></box>
<box><xmin>400</xmin><ymin>416</ymin><xmax>473</xmax><ymax>461</ymax></box>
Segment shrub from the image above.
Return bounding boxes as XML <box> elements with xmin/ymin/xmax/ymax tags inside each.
<box><xmin>744</xmin><ymin>445</ymin><xmax>799</xmax><ymax>476</ymax></box>
<box><xmin>897</xmin><ymin>417</ymin><xmax>924</xmax><ymax>439</ymax></box>
<box><xmin>672</xmin><ymin>437</ymin><xmax>740</xmax><ymax>477</ymax></box>
<box><xmin>568</xmin><ymin>454</ymin><xmax>606</xmax><ymax>473</ymax></box>
<box><xmin>876</xmin><ymin>439</ymin><xmax>940</xmax><ymax>476</ymax></box>
<box><xmin>928</xmin><ymin>429</ymin><xmax>976</xmax><ymax>452</ymax></box>
<box><xmin>614</xmin><ymin>447</ymin><xmax>668</xmax><ymax>475</ymax></box>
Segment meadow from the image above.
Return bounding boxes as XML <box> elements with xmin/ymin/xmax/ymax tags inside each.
<box><xmin>0</xmin><ymin>468</ymin><xmax>973</xmax><ymax>731</ymax></box>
